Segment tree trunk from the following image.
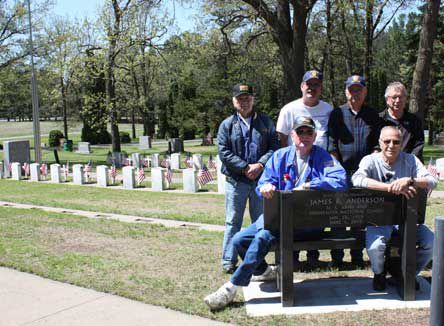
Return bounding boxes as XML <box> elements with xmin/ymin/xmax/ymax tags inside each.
<box><xmin>60</xmin><ymin>76</ymin><xmax>68</xmax><ymax>140</ymax></box>
<box><xmin>409</xmin><ymin>0</ymin><xmax>441</xmax><ymax>124</ymax></box>
<box><xmin>364</xmin><ymin>0</ymin><xmax>374</xmax><ymax>87</ymax></box>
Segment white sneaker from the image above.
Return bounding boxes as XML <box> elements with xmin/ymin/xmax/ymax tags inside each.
<box><xmin>204</xmin><ymin>285</ymin><xmax>237</xmax><ymax>310</ymax></box>
<box><xmin>251</xmin><ymin>265</ymin><xmax>277</xmax><ymax>282</ymax></box>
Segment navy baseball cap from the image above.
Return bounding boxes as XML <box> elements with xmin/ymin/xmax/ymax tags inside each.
<box><xmin>346</xmin><ymin>75</ymin><xmax>366</xmax><ymax>88</ymax></box>
<box><xmin>232</xmin><ymin>84</ymin><xmax>253</xmax><ymax>97</ymax></box>
<box><xmin>302</xmin><ymin>70</ymin><xmax>323</xmax><ymax>82</ymax></box>
<box><xmin>293</xmin><ymin>116</ymin><xmax>316</xmax><ymax>130</ymax></box>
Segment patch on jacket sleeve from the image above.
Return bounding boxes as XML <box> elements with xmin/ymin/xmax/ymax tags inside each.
<box><xmin>323</xmin><ymin>160</ymin><xmax>335</xmax><ymax>167</ymax></box>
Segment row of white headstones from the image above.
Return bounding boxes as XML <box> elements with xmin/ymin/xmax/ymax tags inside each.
<box><xmin>0</xmin><ymin>154</ymin><xmax>226</xmax><ymax>194</ymax></box>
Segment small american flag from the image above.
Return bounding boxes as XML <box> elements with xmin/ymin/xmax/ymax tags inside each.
<box><xmin>184</xmin><ymin>155</ymin><xmax>193</xmax><ymax>168</ymax></box>
<box><xmin>197</xmin><ymin>164</ymin><xmax>213</xmax><ymax>186</ymax></box>
<box><xmin>137</xmin><ymin>167</ymin><xmax>145</xmax><ymax>185</ymax></box>
<box><xmin>22</xmin><ymin>162</ymin><xmax>30</xmax><ymax>178</ymax></box>
<box><xmin>122</xmin><ymin>157</ymin><xmax>130</xmax><ymax>166</ymax></box>
<box><xmin>208</xmin><ymin>154</ymin><xmax>216</xmax><ymax>169</ymax></box>
<box><xmin>427</xmin><ymin>158</ymin><xmax>439</xmax><ymax>196</ymax></box>
<box><xmin>109</xmin><ymin>164</ymin><xmax>117</xmax><ymax>182</ymax></box>
<box><xmin>165</xmin><ymin>166</ymin><xmax>173</xmax><ymax>184</ymax></box>
<box><xmin>160</xmin><ymin>156</ymin><xmax>171</xmax><ymax>168</ymax></box>
<box><xmin>64</xmin><ymin>161</ymin><xmax>70</xmax><ymax>180</ymax></box>
<box><xmin>7</xmin><ymin>162</ymin><xmax>12</xmax><ymax>174</ymax></box>
<box><xmin>84</xmin><ymin>161</ymin><xmax>92</xmax><ymax>181</ymax></box>
<box><xmin>40</xmin><ymin>163</ymin><xmax>48</xmax><ymax>179</ymax></box>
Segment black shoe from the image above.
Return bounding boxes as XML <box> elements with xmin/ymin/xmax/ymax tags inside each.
<box><xmin>373</xmin><ymin>273</ymin><xmax>386</xmax><ymax>291</ymax></box>
<box><xmin>222</xmin><ymin>264</ymin><xmax>236</xmax><ymax>274</ymax></box>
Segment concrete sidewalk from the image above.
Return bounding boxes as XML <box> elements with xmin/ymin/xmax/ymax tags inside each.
<box><xmin>0</xmin><ymin>267</ymin><xmax>229</xmax><ymax>326</ymax></box>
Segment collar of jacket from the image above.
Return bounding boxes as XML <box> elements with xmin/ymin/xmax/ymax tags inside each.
<box><xmin>286</xmin><ymin>145</ymin><xmax>315</xmax><ymax>169</ymax></box>
<box><xmin>234</xmin><ymin>111</ymin><xmax>257</xmax><ymax>121</ymax></box>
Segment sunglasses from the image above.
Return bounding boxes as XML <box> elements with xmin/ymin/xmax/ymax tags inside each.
<box><xmin>296</xmin><ymin>129</ymin><xmax>314</xmax><ymax>136</ymax></box>
<box><xmin>381</xmin><ymin>139</ymin><xmax>401</xmax><ymax>146</ymax></box>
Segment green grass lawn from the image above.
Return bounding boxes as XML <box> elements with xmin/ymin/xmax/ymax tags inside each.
<box><xmin>0</xmin><ymin>205</ymin><xmax>434</xmax><ymax>325</ymax></box>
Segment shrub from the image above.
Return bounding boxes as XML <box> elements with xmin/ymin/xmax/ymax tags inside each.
<box><xmin>48</xmin><ymin>130</ymin><xmax>64</xmax><ymax>147</ymax></box>
<box><xmin>119</xmin><ymin>131</ymin><xmax>131</xmax><ymax>143</ymax></box>
<box><xmin>81</xmin><ymin>126</ymin><xmax>111</xmax><ymax>145</ymax></box>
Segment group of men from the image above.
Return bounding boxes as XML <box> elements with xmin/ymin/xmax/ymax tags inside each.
<box><xmin>205</xmin><ymin>71</ymin><xmax>437</xmax><ymax>310</ymax></box>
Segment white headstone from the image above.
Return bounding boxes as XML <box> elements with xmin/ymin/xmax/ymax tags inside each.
<box><xmin>73</xmin><ymin>164</ymin><xmax>85</xmax><ymax>185</ymax></box>
<box><xmin>131</xmin><ymin>153</ymin><xmax>141</xmax><ymax>168</ymax></box>
<box><xmin>151</xmin><ymin>153</ymin><xmax>160</xmax><ymax>168</ymax></box>
<box><xmin>77</xmin><ymin>142</ymin><xmax>91</xmax><ymax>154</ymax></box>
<box><xmin>0</xmin><ymin>162</ymin><xmax>4</xmax><ymax>179</ymax></box>
<box><xmin>11</xmin><ymin>162</ymin><xmax>21</xmax><ymax>180</ymax></box>
<box><xmin>171</xmin><ymin>153</ymin><xmax>181</xmax><ymax>170</ymax></box>
<box><xmin>122</xmin><ymin>166</ymin><xmax>135</xmax><ymax>189</ymax></box>
<box><xmin>151</xmin><ymin>167</ymin><xmax>166</xmax><ymax>191</ymax></box>
<box><xmin>139</xmin><ymin>136</ymin><xmax>152</xmax><ymax>150</ymax></box>
<box><xmin>192</xmin><ymin>154</ymin><xmax>203</xmax><ymax>170</ymax></box>
<box><xmin>216</xmin><ymin>155</ymin><xmax>225</xmax><ymax>194</ymax></box>
<box><xmin>50</xmin><ymin>164</ymin><xmax>61</xmax><ymax>183</ymax></box>
<box><xmin>183</xmin><ymin>169</ymin><xmax>198</xmax><ymax>192</ymax></box>
<box><xmin>436</xmin><ymin>158</ymin><xmax>444</xmax><ymax>180</ymax></box>
<box><xmin>30</xmin><ymin>163</ymin><xmax>40</xmax><ymax>182</ymax></box>
<box><xmin>96</xmin><ymin>165</ymin><xmax>109</xmax><ymax>187</ymax></box>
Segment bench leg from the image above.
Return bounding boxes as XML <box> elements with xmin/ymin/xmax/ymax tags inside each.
<box><xmin>280</xmin><ymin>217</ymin><xmax>294</xmax><ymax>306</ymax></box>
<box><xmin>398</xmin><ymin>205</ymin><xmax>417</xmax><ymax>300</ymax></box>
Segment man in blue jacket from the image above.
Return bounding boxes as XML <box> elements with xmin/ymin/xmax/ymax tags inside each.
<box><xmin>217</xmin><ymin>83</ymin><xmax>279</xmax><ymax>274</ymax></box>
<box><xmin>205</xmin><ymin>116</ymin><xmax>347</xmax><ymax>310</ymax></box>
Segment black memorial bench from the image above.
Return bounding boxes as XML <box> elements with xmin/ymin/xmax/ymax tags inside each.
<box><xmin>263</xmin><ymin>188</ymin><xmax>427</xmax><ymax>307</ymax></box>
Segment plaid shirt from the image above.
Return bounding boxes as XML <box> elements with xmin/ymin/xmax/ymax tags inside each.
<box><xmin>328</xmin><ymin>104</ymin><xmax>382</xmax><ymax>174</ymax></box>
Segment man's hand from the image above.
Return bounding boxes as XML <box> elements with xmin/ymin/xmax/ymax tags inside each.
<box><xmin>388</xmin><ymin>177</ymin><xmax>417</xmax><ymax>199</ymax></box>
<box><xmin>260</xmin><ymin>183</ymin><xmax>276</xmax><ymax>199</ymax></box>
<box><xmin>244</xmin><ymin>163</ymin><xmax>263</xmax><ymax>180</ymax></box>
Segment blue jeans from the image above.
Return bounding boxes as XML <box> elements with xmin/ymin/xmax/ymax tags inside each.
<box><xmin>230</xmin><ymin>217</ymin><xmax>323</xmax><ymax>287</ymax></box>
<box><xmin>366</xmin><ymin>224</ymin><xmax>434</xmax><ymax>275</ymax></box>
<box><xmin>222</xmin><ymin>178</ymin><xmax>263</xmax><ymax>267</ymax></box>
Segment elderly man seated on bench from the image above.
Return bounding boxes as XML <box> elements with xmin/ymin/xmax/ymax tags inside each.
<box><xmin>204</xmin><ymin>116</ymin><xmax>347</xmax><ymax>310</ymax></box>
<box><xmin>352</xmin><ymin>126</ymin><xmax>437</xmax><ymax>291</ymax></box>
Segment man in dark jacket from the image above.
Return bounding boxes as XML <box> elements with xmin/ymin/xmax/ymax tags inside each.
<box><xmin>328</xmin><ymin>75</ymin><xmax>382</xmax><ymax>268</ymax></box>
<box><xmin>217</xmin><ymin>83</ymin><xmax>279</xmax><ymax>273</ymax></box>
<box><xmin>380</xmin><ymin>81</ymin><xmax>424</xmax><ymax>162</ymax></box>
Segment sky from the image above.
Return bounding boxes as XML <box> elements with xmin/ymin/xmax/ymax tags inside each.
<box><xmin>52</xmin><ymin>0</ymin><xmax>198</xmax><ymax>32</ymax></box>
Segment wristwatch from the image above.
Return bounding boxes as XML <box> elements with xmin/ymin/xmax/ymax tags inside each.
<box><xmin>408</xmin><ymin>176</ymin><xmax>416</xmax><ymax>186</ymax></box>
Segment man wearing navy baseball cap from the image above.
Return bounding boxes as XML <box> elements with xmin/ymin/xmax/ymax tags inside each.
<box><xmin>276</xmin><ymin>69</ymin><xmax>333</xmax><ymax>266</ymax></box>
<box><xmin>328</xmin><ymin>74</ymin><xmax>383</xmax><ymax>268</ymax></box>
<box><xmin>217</xmin><ymin>83</ymin><xmax>279</xmax><ymax>274</ymax></box>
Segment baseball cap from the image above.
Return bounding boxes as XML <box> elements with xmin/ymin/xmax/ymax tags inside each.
<box><xmin>232</xmin><ymin>84</ymin><xmax>253</xmax><ymax>97</ymax></box>
<box><xmin>346</xmin><ymin>75</ymin><xmax>366</xmax><ymax>88</ymax></box>
<box><xmin>293</xmin><ymin>116</ymin><xmax>316</xmax><ymax>130</ymax></box>
<box><xmin>302</xmin><ymin>70</ymin><xmax>323</xmax><ymax>82</ymax></box>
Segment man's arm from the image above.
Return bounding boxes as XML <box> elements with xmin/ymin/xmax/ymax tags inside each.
<box><xmin>217</xmin><ymin>120</ymin><xmax>248</xmax><ymax>174</ymax></box>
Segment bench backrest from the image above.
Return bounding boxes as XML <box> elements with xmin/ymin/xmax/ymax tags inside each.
<box><xmin>264</xmin><ymin>188</ymin><xmax>427</xmax><ymax>234</ymax></box>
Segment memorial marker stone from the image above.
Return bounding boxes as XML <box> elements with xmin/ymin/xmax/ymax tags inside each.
<box><xmin>151</xmin><ymin>153</ymin><xmax>160</xmax><ymax>168</ymax></box>
<box><xmin>50</xmin><ymin>164</ymin><xmax>62</xmax><ymax>183</ymax></box>
<box><xmin>151</xmin><ymin>167</ymin><xmax>166</xmax><ymax>191</ymax></box>
<box><xmin>139</xmin><ymin>136</ymin><xmax>152</xmax><ymax>150</ymax></box>
<box><xmin>96</xmin><ymin>165</ymin><xmax>109</xmax><ymax>187</ymax></box>
<box><xmin>30</xmin><ymin>163</ymin><xmax>40</xmax><ymax>182</ymax></box>
<box><xmin>123</xmin><ymin>166</ymin><xmax>136</xmax><ymax>189</ymax></box>
<box><xmin>183</xmin><ymin>169</ymin><xmax>198</xmax><ymax>193</ymax></box>
<box><xmin>192</xmin><ymin>154</ymin><xmax>203</xmax><ymax>170</ymax></box>
<box><xmin>77</xmin><ymin>142</ymin><xmax>91</xmax><ymax>154</ymax></box>
<box><xmin>73</xmin><ymin>164</ymin><xmax>85</xmax><ymax>185</ymax></box>
<box><xmin>11</xmin><ymin>162</ymin><xmax>21</xmax><ymax>180</ymax></box>
<box><xmin>169</xmin><ymin>138</ymin><xmax>184</xmax><ymax>153</ymax></box>
<box><xmin>171</xmin><ymin>153</ymin><xmax>181</xmax><ymax>170</ymax></box>
<box><xmin>131</xmin><ymin>153</ymin><xmax>141</xmax><ymax>168</ymax></box>
<box><xmin>3</xmin><ymin>140</ymin><xmax>31</xmax><ymax>167</ymax></box>
<box><xmin>0</xmin><ymin>162</ymin><xmax>4</xmax><ymax>179</ymax></box>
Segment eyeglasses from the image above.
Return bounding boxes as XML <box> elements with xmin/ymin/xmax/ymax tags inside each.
<box><xmin>387</xmin><ymin>95</ymin><xmax>406</xmax><ymax>101</ymax></box>
<box><xmin>296</xmin><ymin>129</ymin><xmax>314</xmax><ymax>136</ymax></box>
<box><xmin>381</xmin><ymin>139</ymin><xmax>401</xmax><ymax>146</ymax></box>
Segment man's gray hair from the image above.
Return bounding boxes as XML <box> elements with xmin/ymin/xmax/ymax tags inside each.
<box><xmin>379</xmin><ymin>126</ymin><xmax>403</xmax><ymax>140</ymax></box>
<box><xmin>384</xmin><ymin>81</ymin><xmax>407</xmax><ymax>98</ymax></box>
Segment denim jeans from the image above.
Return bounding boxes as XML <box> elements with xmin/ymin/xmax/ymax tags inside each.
<box><xmin>366</xmin><ymin>224</ymin><xmax>434</xmax><ymax>275</ymax></box>
<box><xmin>230</xmin><ymin>218</ymin><xmax>323</xmax><ymax>286</ymax></box>
<box><xmin>230</xmin><ymin>221</ymin><xmax>276</xmax><ymax>286</ymax></box>
<box><xmin>221</xmin><ymin>178</ymin><xmax>263</xmax><ymax>268</ymax></box>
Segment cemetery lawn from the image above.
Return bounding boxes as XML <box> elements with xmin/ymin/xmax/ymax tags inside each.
<box><xmin>0</xmin><ymin>180</ymin><xmax>225</xmax><ymax>225</ymax></box>
<box><xmin>0</xmin><ymin>205</ymin><xmax>436</xmax><ymax>326</ymax></box>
